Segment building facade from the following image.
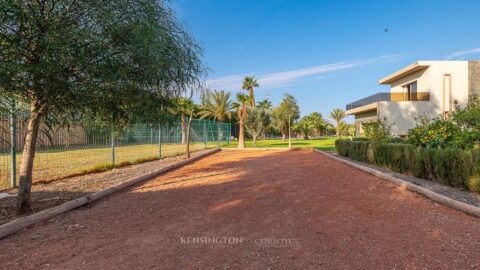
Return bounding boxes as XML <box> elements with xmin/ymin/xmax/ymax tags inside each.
<box><xmin>346</xmin><ymin>60</ymin><xmax>480</xmax><ymax>136</ymax></box>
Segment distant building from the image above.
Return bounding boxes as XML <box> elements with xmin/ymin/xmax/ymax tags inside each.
<box><xmin>346</xmin><ymin>61</ymin><xmax>480</xmax><ymax>136</ymax></box>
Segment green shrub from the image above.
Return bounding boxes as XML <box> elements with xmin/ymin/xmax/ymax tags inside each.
<box><xmin>349</xmin><ymin>141</ymin><xmax>370</xmax><ymax>162</ymax></box>
<box><xmin>335</xmin><ymin>139</ymin><xmax>351</xmax><ymax>157</ymax></box>
<box><xmin>362</xmin><ymin>117</ymin><xmax>392</xmax><ymax>143</ymax></box>
<box><xmin>352</xmin><ymin>137</ymin><xmax>370</xmax><ymax>142</ymax></box>
<box><xmin>388</xmin><ymin>137</ymin><xmax>405</xmax><ymax>144</ymax></box>
<box><xmin>467</xmin><ymin>150</ymin><xmax>480</xmax><ymax>192</ymax></box>
<box><xmin>335</xmin><ymin>140</ymin><xmax>474</xmax><ymax>191</ymax></box>
<box><xmin>335</xmin><ymin>139</ymin><xmax>369</xmax><ymax>162</ymax></box>
<box><xmin>406</xmin><ymin>119</ymin><xmax>464</xmax><ymax>149</ymax></box>
<box><xmin>372</xmin><ymin>143</ymin><xmax>416</xmax><ymax>174</ymax></box>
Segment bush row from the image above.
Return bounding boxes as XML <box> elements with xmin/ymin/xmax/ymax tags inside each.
<box><xmin>335</xmin><ymin>139</ymin><xmax>480</xmax><ymax>192</ymax></box>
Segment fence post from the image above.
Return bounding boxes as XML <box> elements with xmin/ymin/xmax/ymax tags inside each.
<box><xmin>227</xmin><ymin>123</ymin><xmax>231</xmax><ymax>145</ymax></box>
<box><xmin>217</xmin><ymin>121</ymin><xmax>220</xmax><ymax>148</ymax></box>
<box><xmin>203</xmin><ymin>120</ymin><xmax>207</xmax><ymax>148</ymax></box>
<box><xmin>111</xmin><ymin>132</ymin><xmax>116</xmax><ymax>167</ymax></box>
<box><xmin>158</xmin><ymin>126</ymin><xmax>162</xmax><ymax>159</ymax></box>
<box><xmin>10</xmin><ymin>101</ymin><xmax>16</xmax><ymax>188</ymax></box>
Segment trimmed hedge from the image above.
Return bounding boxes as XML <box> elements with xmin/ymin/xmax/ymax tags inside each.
<box><xmin>335</xmin><ymin>139</ymin><xmax>480</xmax><ymax>192</ymax></box>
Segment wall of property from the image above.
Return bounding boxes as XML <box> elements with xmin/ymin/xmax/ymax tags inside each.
<box><xmin>469</xmin><ymin>61</ymin><xmax>480</xmax><ymax>103</ymax></box>
<box><xmin>378</xmin><ymin>101</ymin><xmax>435</xmax><ymax>135</ymax></box>
<box><xmin>389</xmin><ymin>61</ymin><xmax>469</xmax><ymax>116</ymax></box>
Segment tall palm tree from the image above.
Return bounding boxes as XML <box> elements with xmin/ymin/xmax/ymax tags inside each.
<box><xmin>242</xmin><ymin>76</ymin><xmax>259</xmax><ymax>107</ymax></box>
<box><xmin>329</xmin><ymin>108</ymin><xmax>346</xmax><ymax>136</ymax></box>
<box><xmin>233</xmin><ymin>93</ymin><xmax>251</xmax><ymax>148</ymax></box>
<box><xmin>197</xmin><ymin>89</ymin><xmax>233</xmax><ymax>122</ymax></box>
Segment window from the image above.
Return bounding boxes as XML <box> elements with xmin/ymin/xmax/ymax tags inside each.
<box><xmin>402</xmin><ymin>81</ymin><xmax>417</xmax><ymax>101</ymax></box>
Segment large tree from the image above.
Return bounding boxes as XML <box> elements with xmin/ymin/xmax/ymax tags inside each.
<box><xmin>0</xmin><ymin>0</ymin><xmax>204</xmax><ymax>213</ymax></box>
<box><xmin>329</xmin><ymin>109</ymin><xmax>346</xmax><ymax>136</ymax></box>
<box><xmin>242</xmin><ymin>76</ymin><xmax>259</xmax><ymax>107</ymax></box>
<box><xmin>272</xmin><ymin>94</ymin><xmax>300</xmax><ymax>141</ymax></box>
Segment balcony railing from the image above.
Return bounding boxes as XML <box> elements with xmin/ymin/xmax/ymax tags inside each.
<box><xmin>346</xmin><ymin>92</ymin><xmax>390</xmax><ymax>111</ymax></box>
<box><xmin>346</xmin><ymin>92</ymin><xmax>430</xmax><ymax>111</ymax></box>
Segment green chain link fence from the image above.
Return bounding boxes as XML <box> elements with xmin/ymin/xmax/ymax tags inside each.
<box><xmin>0</xmin><ymin>117</ymin><xmax>231</xmax><ymax>189</ymax></box>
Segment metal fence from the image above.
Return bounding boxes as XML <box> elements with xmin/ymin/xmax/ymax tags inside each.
<box><xmin>0</xmin><ymin>118</ymin><xmax>231</xmax><ymax>189</ymax></box>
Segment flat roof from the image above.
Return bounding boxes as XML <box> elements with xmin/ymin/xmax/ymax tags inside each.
<box><xmin>346</xmin><ymin>102</ymin><xmax>378</xmax><ymax>115</ymax></box>
<box><xmin>378</xmin><ymin>61</ymin><xmax>430</xmax><ymax>85</ymax></box>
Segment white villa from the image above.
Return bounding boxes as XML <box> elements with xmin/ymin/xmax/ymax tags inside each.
<box><xmin>346</xmin><ymin>60</ymin><xmax>480</xmax><ymax>136</ymax></box>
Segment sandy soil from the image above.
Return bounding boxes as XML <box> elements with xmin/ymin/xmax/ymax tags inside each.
<box><xmin>0</xmin><ymin>150</ymin><xmax>211</xmax><ymax>225</ymax></box>
<box><xmin>1</xmin><ymin>149</ymin><xmax>480</xmax><ymax>269</ymax></box>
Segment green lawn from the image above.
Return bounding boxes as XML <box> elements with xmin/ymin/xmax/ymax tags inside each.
<box><xmin>0</xmin><ymin>142</ymin><xmax>219</xmax><ymax>189</ymax></box>
<box><xmin>224</xmin><ymin>137</ymin><xmax>339</xmax><ymax>151</ymax></box>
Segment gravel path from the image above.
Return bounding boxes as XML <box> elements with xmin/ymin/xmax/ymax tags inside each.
<box><xmin>0</xmin><ymin>149</ymin><xmax>212</xmax><ymax>225</ymax></box>
<box><xmin>1</xmin><ymin>149</ymin><xmax>480</xmax><ymax>269</ymax></box>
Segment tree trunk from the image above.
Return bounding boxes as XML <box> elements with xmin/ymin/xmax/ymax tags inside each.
<box><xmin>17</xmin><ymin>102</ymin><xmax>43</xmax><ymax>214</ymax></box>
<box><xmin>181</xmin><ymin>113</ymin><xmax>186</xmax><ymax>144</ymax></box>
<box><xmin>281</xmin><ymin>132</ymin><xmax>286</xmax><ymax>141</ymax></box>
<box><xmin>186</xmin><ymin>111</ymin><xmax>193</xmax><ymax>158</ymax></box>
<box><xmin>252</xmin><ymin>135</ymin><xmax>257</xmax><ymax>147</ymax></box>
<box><xmin>238</xmin><ymin>120</ymin><xmax>245</xmax><ymax>148</ymax></box>
<box><xmin>336</xmin><ymin>123</ymin><xmax>340</xmax><ymax>136</ymax></box>
<box><xmin>249</xmin><ymin>87</ymin><xmax>255</xmax><ymax>107</ymax></box>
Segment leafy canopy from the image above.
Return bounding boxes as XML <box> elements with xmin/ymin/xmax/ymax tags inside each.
<box><xmin>0</xmin><ymin>0</ymin><xmax>205</xmax><ymax>126</ymax></box>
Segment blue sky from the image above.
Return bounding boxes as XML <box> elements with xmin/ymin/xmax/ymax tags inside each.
<box><xmin>173</xmin><ymin>0</ymin><xmax>480</xmax><ymax>122</ymax></box>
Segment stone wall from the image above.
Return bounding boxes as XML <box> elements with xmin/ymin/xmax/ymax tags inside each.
<box><xmin>468</xmin><ymin>61</ymin><xmax>480</xmax><ymax>104</ymax></box>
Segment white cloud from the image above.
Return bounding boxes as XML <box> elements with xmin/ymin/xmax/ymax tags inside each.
<box><xmin>445</xmin><ymin>47</ymin><xmax>480</xmax><ymax>60</ymax></box>
<box><xmin>206</xmin><ymin>55</ymin><xmax>400</xmax><ymax>91</ymax></box>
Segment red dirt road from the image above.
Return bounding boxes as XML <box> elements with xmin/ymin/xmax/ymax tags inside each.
<box><xmin>1</xmin><ymin>150</ymin><xmax>480</xmax><ymax>269</ymax></box>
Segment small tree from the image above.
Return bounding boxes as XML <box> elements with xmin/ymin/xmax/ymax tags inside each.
<box><xmin>362</xmin><ymin>118</ymin><xmax>392</xmax><ymax>143</ymax></box>
<box><xmin>176</xmin><ymin>97</ymin><xmax>195</xmax><ymax>145</ymax></box>
<box><xmin>329</xmin><ymin>109</ymin><xmax>346</xmax><ymax>136</ymax></box>
<box><xmin>233</xmin><ymin>93</ymin><xmax>251</xmax><ymax>148</ymax></box>
<box><xmin>272</xmin><ymin>94</ymin><xmax>300</xmax><ymax>141</ymax></box>
<box><xmin>245</xmin><ymin>107</ymin><xmax>264</xmax><ymax>147</ymax></box>
<box><xmin>295</xmin><ymin>116</ymin><xmax>313</xmax><ymax>139</ymax></box>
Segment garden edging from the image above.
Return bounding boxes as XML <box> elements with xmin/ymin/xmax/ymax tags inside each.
<box><xmin>313</xmin><ymin>149</ymin><xmax>480</xmax><ymax>218</ymax></box>
<box><xmin>0</xmin><ymin>148</ymin><xmax>221</xmax><ymax>240</ymax></box>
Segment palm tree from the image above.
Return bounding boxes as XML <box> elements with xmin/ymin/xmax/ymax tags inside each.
<box><xmin>197</xmin><ymin>89</ymin><xmax>233</xmax><ymax>122</ymax></box>
<box><xmin>176</xmin><ymin>97</ymin><xmax>195</xmax><ymax>144</ymax></box>
<box><xmin>198</xmin><ymin>89</ymin><xmax>234</xmax><ymax>142</ymax></box>
<box><xmin>257</xmin><ymin>98</ymin><xmax>272</xmax><ymax>110</ymax></box>
<box><xmin>329</xmin><ymin>108</ymin><xmax>346</xmax><ymax>136</ymax></box>
<box><xmin>233</xmin><ymin>93</ymin><xmax>251</xmax><ymax>148</ymax></box>
<box><xmin>242</xmin><ymin>76</ymin><xmax>259</xmax><ymax>107</ymax></box>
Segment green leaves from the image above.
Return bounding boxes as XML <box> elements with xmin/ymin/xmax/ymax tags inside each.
<box><xmin>0</xmin><ymin>0</ymin><xmax>205</xmax><ymax>126</ymax></box>
<box><xmin>362</xmin><ymin>117</ymin><xmax>392</xmax><ymax>143</ymax></box>
<box><xmin>197</xmin><ymin>89</ymin><xmax>233</xmax><ymax>122</ymax></box>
